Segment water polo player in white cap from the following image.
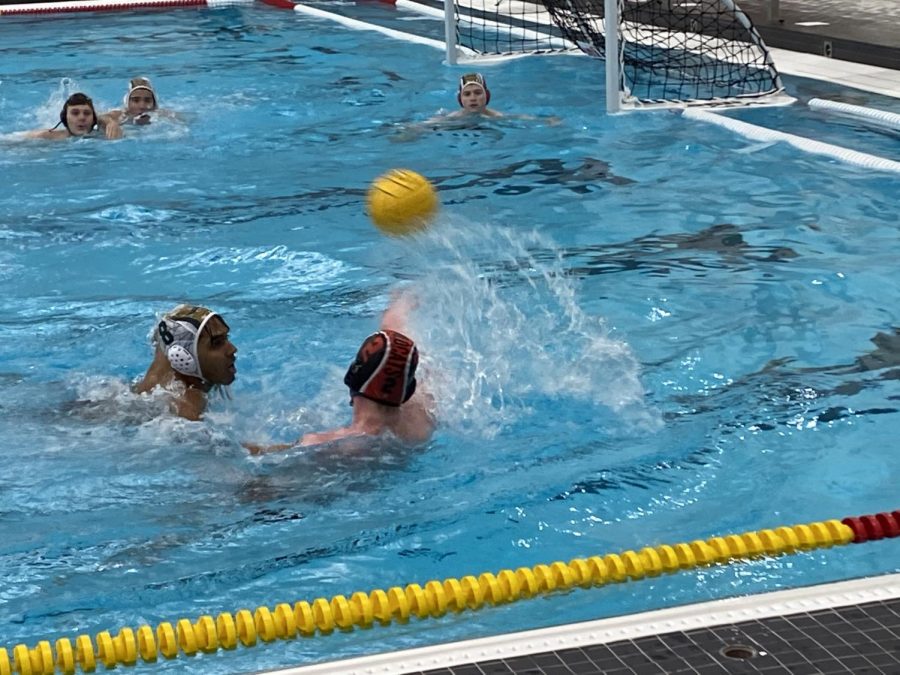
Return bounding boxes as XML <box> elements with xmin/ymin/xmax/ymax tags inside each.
<box><xmin>133</xmin><ymin>304</ymin><xmax>237</xmax><ymax>421</ymax></box>
<box><xmin>245</xmin><ymin>291</ymin><xmax>434</xmax><ymax>454</ymax></box>
<box><xmin>101</xmin><ymin>77</ymin><xmax>181</xmax><ymax>126</ymax></box>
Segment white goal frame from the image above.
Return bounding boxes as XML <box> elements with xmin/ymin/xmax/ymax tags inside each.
<box><xmin>436</xmin><ymin>0</ymin><xmax>789</xmax><ymax>112</ymax></box>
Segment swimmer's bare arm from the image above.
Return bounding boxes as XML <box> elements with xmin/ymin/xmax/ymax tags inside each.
<box><xmin>380</xmin><ymin>288</ymin><xmax>418</xmax><ymax>333</ymax></box>
<box><xmin>243</xmin><ymin>428</ymin><xmax>360</xmax><ymax>455</ymax></box>
<box><xmin>451</xmin><ymin>109</ymin><xmax>559</xmax><ymax>124</ymax></box>
<box><xmin>381</xmin><ymin>290</ymin><xmax>437</xmax><ymax>439</ymax></box>
<box><xmin>392</xmin><ymin>110</ymin><xmax>488</xmax><ymax>140</ymax></box>
<box><xmin>431</xmin><ymin>108</ymin><xmax>502</xmax><ymax>122</ymax></box>
<box><xmin>244</xmin><ymin>441</ymin><xmax>293</xmax><ymax>455</ymax></box>
<box><xmin>441</xmin><ymin>108</ymin><xmax>503</xmax><ymax>119</ymax></box>
<box><xmin>97</xmin><ymin>111</ymin><xmax>121</xmax><ymax>126</ymax></box>
<box><xmin>98</xmin><ymin>116</ymin><xmax>123</xmax><ymax>140</ymax></box>
<box><xmin>504</xmin><ymin>112</ymin><xmax>561</xmax><ymax>125</ymax></box>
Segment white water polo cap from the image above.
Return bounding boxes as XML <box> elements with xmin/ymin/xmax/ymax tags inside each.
<box><xmin>124</xmin><ymin>77</ymin><xmax>158</xmax><ymax>110</ymax></box>
<box><xmin>156</xmin><ymin>304</ymin><xmax>219</xmax><ymax>381</ymax></box>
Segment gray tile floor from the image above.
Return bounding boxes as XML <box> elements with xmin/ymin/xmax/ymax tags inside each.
<box><xmin>413</xmin><ymin>597</ymin><xmax>900</xmax><ymax>675</ymax></box>
<box><xmin>739</xmin><ymin>0</ymin><xmax>900</xmax><ymax>69</ymax></box>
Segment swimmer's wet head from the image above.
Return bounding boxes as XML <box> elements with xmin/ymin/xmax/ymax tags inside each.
<box><xmin>59</xmin><ymin>92</ymin><xmax>98</xmax><ymax>136</ymax></box>
<box><xmin>344</xmin><ymin>329</ymin><xmax>418</xmax><ymax>407</ymax></box>
<box><xmin>156</xmin><ymin>305</ymin><xmax>237</xmax><ymax>388</ymax></box>
<box><xmin>457</xmin><ymin>72</ymin><xmax>490</xmax><ymax>112</ymax></box>
<box><xmin>124</xmin><ymin>77</ymin><xmax>158</xmax><ymax>119</ymax></box>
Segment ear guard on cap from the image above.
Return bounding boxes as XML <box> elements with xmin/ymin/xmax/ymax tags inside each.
<box><xmin>155</xmin><ymin>306</ymin><xmax>218</xmax><ymax>382</ymax></box>
<box><xmin>344</xmin><ymin>329</ymin><xmax>418</xmax><ymax>407</ymax></box>
<box><xmin>457</xmin><ymin>72</ymin><xmax>490</xmax><ymax>107</ymax></box>
<box><xmin>166</xmin><ymin>344</ymin><xmax>197</xmax><ymax>375</ymax></box>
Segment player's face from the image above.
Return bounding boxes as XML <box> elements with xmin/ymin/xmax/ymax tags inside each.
<box><xmin>460</xmin><ymin>84</ymin><xmax>487</xmax><ymax>111</ymax></box>
<box><xmin>127</xmin><ymin>91</ymin><xmax>156</xmax><ymax>115</ymax></box>
<box><xmin>66</xmin><ymin>104</ymin><xmax>95</xmax><ymax>135</ymax></box>
<box><xmin>197</xmin><ymin>316</ymin><xmax>237</xmax><ymax>385</ymax></box>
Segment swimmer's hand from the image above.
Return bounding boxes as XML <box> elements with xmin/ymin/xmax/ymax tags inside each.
<box><xmin>134</xmin><ymin>114</ymin><xmax>152</xmax><ymax>126</ymax></box>
<box><xmin>103</xmin><ymin>119</ymin><xmax>124</xmax><ymax>140</ymax></box>
<box><xmin>243</xmin><ymin>441</ymin><xmax>295</xmax><ymax>455</ymax></box>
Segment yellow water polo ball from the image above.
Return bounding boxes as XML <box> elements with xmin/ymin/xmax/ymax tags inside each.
<box><xmin>366</xmin><ymin>169</ymin><xmax>439</xmax><ymax>236</ymax></box>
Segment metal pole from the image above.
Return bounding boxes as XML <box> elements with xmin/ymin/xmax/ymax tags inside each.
<box><xmin>444</xmin><ymin>0</ymin><xmax>457</xmax><ymax>65</ymax></box>
<box><xmin>604</xmin><ymin>0</ymin><xmax>620</xmax><ymax>113</ymax></box>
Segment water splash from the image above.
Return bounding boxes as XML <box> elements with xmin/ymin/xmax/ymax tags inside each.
<box><xmin>401</xmin><ymin>216</ymin><xmax>660</xmax><ymax>438</ymax></box>
<box><xmin>31</xmin><ymin>78</ymin><xmax>80</xmax><ymax>131</ymax></box>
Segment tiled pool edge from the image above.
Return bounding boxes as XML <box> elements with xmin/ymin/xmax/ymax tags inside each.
<box><xmin>263</xmin><ymin>572</ymin><xmax>900</xmax><ymax>674</ymax></box>
<box><xmin>772</xmin><ymin>48</ymin><xmax>900</xmax><ymax>99</ymax></box>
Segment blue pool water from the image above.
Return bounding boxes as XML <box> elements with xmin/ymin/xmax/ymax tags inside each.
<box><xmin>1</xmin><ymin>4</ymin><xmax>898</xmax><ymax>673</ymax></box>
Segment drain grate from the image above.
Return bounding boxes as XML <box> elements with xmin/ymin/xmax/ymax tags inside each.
<box><xmin>720</xmin><ymin>644</ymin><xmax>762</xmax><ymax>660</ymax></box>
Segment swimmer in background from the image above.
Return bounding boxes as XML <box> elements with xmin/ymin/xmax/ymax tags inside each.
<box><xmin>443</xmin><ymin>72</ymin><xmax>560</xmax><ymax>123</ymax></box>
<box><xmin>245</xmin><ymin>292</ymin><xmax>435</xmax><ymax>454</ymax></box>
<box><xmin>393</xmin><ymin>72</ymin><xmax>558</xmax><ymax>140</ymax></box>
<box><xmin>134</xmin><ymin>304</ymin><xmax>238</xmax><ymax>421</ymax></box>
<box><xmin>446</xmin><ymin>72</ymin><xmax>502</xmax><ymax>119</ymax></box>
<box><xmin>100</xmin><ymin>77</ymin><xmax>181</xmax><ymax>126</ymax></box>
<box><xmin>24</xmin><ymin>92</ymin><xmax>123</xmax><ymax>140</ymax></box>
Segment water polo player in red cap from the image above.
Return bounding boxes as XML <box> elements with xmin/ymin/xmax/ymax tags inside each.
<box><xmin>245</xmin><ymin>292</ymin><xmax>434</xmax><ymax>454</ymax></box>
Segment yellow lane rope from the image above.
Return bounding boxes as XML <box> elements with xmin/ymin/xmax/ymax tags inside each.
<box><xmin>0</xmin><ymin>518</ymin><xmax>857</xmax><ymax>675</ymax></box>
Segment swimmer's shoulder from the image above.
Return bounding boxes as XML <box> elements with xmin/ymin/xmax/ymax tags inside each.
<box><xmin>299</xmin><ymin>427</ymin><xmax>362</xmax><ymax>447</ymax></box>
<box><xmin>23</xmin><ymin>129</ymin><xmax>68</xmax><ymax>140</ymax></box>
<box><xmin>175</xmin><ymin>387</ymin><xmax>206</xmax><ymax>421</ymax></box>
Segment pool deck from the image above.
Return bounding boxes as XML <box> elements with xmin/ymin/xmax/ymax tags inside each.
<box><xmin>267</xmin><ymin>574</ymin><xmax>900</xmax><ymax>674</ymax></box>
<box><xmin>739</xmin><ymin>0</ymin><xmax>900</xmax><ymax>98</ymax></box>
<box><xmin>739</xmin><ymin>0</ymin><xmax>899</xmax><ymax>71</ymax></box>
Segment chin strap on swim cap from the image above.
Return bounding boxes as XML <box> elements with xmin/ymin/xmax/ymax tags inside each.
<box><xmin>156</xmin><ymin>305</ymin><xmax>217</xmax><ymax>382</ymax></box>
<box><xmin>344</xmin><ymin>329</ymin><xmax>418</xmax><ymax>407</ymax></box>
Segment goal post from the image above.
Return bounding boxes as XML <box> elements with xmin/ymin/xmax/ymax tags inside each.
<box><xmin>604</xmin><ymin>0</ymin><xmax>620</xmax><ymax>113</ymax></box>
<box><xmin>439</xmin><ymin>0</ymin><xmax>787</xmax><ymax>111</ymax></box>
